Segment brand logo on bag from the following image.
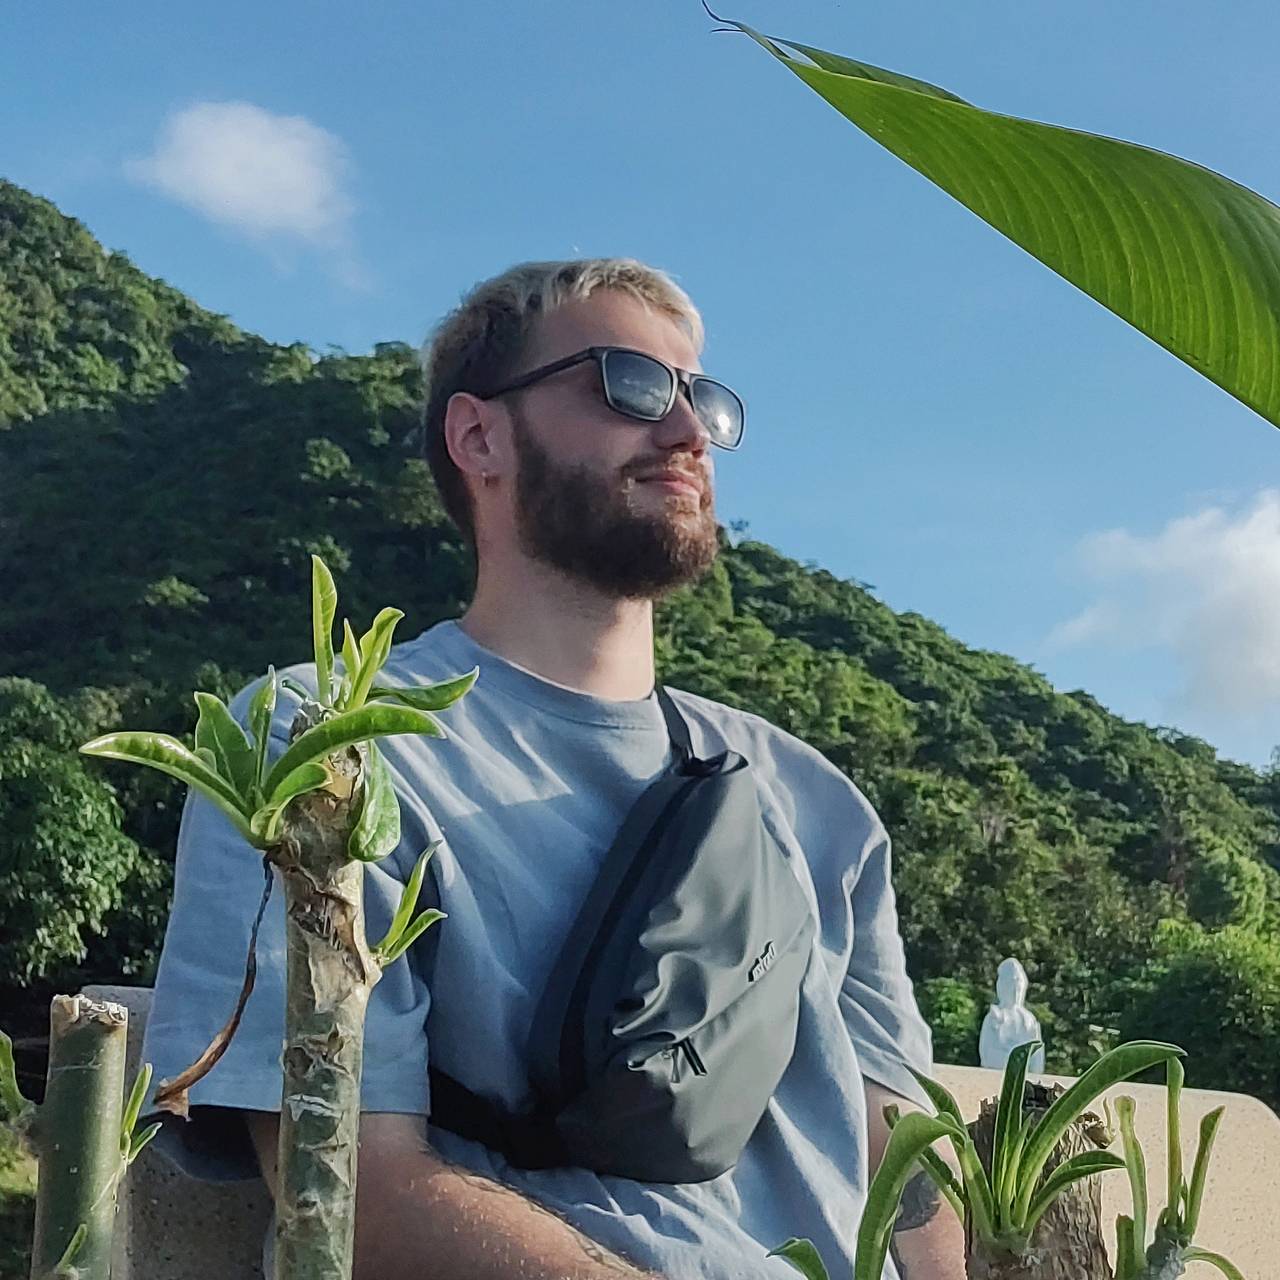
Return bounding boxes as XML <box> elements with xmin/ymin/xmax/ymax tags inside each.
<box><xmin>748</xmin><ymin>940</ymin><xmax>776</xmax><ymax>982</ymax></box>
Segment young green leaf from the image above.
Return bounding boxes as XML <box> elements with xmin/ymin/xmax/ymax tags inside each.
<box><xmin>281</xmin><ymin>675</ymin><xmax>315</xmax><ymax>704</ymax></box>
<box><xmin>1183</xmin><ymin>1105</ymin><xmax>1225</xmax><ymax>1240</ymax></box>
<box><xmin>339</xmin><ymin>619</ymin><xmax>361</xmax><ymax>710</ymax></box>
<box><xmin>54</xmin><ymin>1224</ymin><xmax>88</xmax><ymax>1274</ymax></box>
<box><xmin>1167</xmin><ymin>1056</ymin><xmax>1185</xmax><ymax>1225</ymax></box>
<box><xmin>1014</xmin><ymin>1041</ymin><xmax>1184</xmax><ymax>1224</ymax></box>
<box><xmin>1114</xmin><ymin>1215</ymin><xmax>1140</xmax><ymax>1280</ymax></box>
<box><xmin>992</xmin><ymin>1039</ymin><xmax>1040</xmax><ymax>1223</ymax></box>
<box><xmin>347</xmin><ymin>743</ymin><xmax>401</xmax><ymax>863</ymax></box>
<box><xmin>767</xmin><ymin>1238</ymin><xmax>831</xmax><ymax>1280</ymax></box>
<box><xmin>311</xmin><ymin>555</ymin><xmax>338</xmax><ymax>706</ymax></box>
<box><xmin>120</xmin><ymin>1062</ymin><xmax>154</xmax><ymax>1160</ymax></box>
<box><xmin>374</xmin><ymin>843</ymin><xmax>440</xmax><ymax>954</ymax></box>
<box><xmin>128</xmin><ymin>1121</ymin><xmax>163</xmax><ymax>1164</ymax></box>
<box><xmin>248</xmin><ymin>666</ymin><xmax>278</xmax><ymax>802</ymax></box>
<box><xmin>81</xmin><ymin>731</ymin><xmax>256</xmax><ymax>844</ymax></box>
<box><xmin>1115</xmin><ymin>1095</ymin><xmax>1148</xmax><ymax>1264</ymax></box>
<box><xmin>368</xmin><ymin>667</ymin><xmax>479</xmax><ymax>713</ymax></box>
<box><xmin>375</xmin><ymin>908</ymin><xmax>446</xmax><ymax>966</ymax></box>
<box><xmin>998</xmin><ymin>1106</ymin><xmax>1036</xmax><ymax>1230</ymax></box>
<box><xmin>194</xmin><ymin>691</ymin><xmax>257</xmax><ymax>802</ymax></box>
<box><xmin>262</xmin><ymin>702</ymin><xmax>444</xmax><ymax>800</ymax></box>
<box><xmin>346</xmin><ymin>607</ymin><xmax>405</xmax><ymax>712</ymax></box>
<box><xmin>1020</xmin><ymin>1150</ymin><xmax>1126</xmax><ymax>1240</ymax></box>
<box><xmin>853</xmin><ymin>1111</ymin><xmax>965</xmax><ymax>1280</ymax></box>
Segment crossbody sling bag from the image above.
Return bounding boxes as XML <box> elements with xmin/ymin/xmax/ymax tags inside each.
<box><xmin>424</xmin><ymin>685</ymin><xmax>818</xmax><ymax>1184</ymax></box>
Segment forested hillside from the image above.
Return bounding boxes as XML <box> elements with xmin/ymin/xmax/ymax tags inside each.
<box><xmin>3</xmin><ymin>180</ymin><xmax>1279</xmax><ymax>1111</ymax></box>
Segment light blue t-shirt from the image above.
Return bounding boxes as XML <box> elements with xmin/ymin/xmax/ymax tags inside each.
<box><xmin>143</xmin><ymin>619</ymin><xmax>932</xmax><ymax>1279</ymax></box>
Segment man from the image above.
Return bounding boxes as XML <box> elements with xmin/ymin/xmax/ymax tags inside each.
<box><xmin>143</xmin><ymin>259</ymin><xmax>965</xmax><ymax>1278</ymax></box>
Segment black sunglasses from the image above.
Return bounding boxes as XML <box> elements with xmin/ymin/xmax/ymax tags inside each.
<box><xmin>487</xmin><ymin>345</ymin><xmax>745</xmax><ymax>450</ymax></box>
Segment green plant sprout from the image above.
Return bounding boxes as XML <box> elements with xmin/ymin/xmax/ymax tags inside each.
<box><xmin>769</xmin><ymin>1040</ymin><xmax>1246</xmax><ymax>1280</ymax></box>
<box><xmin>1113</xmin><ymin>1061</ymin><xmax>1243</xmax><ymax>1280</ymax></box>
<box><xmin>79</xmin><ymin>555</ymin><xmax>475</xmax><ymax>1280</ymax></box>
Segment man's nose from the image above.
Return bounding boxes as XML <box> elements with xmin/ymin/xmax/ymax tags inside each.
<box><xmin>652</xmin><ymin>391</ymin><xmax>710</xmax><ymax>454</ymax></box>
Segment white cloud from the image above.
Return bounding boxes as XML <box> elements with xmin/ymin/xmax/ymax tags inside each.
<box><xmin>1047</xmin><ymin>490</ymin><xmax>1280</xmax><ymax>720</ymax></box>
<box><xmin>127</xmin><ymin>102</ymin><xmax>366</xmax><ymax>283</ymax></box>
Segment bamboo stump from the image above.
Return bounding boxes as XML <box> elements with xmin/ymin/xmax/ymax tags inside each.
<box><xmin>29</xmin><ymin>994</ymin><xmax>128</xmax><ymax>1280</ymax></box>
<box><xmin>966</xmin><ymin>1083</ymin><xmax>1112</xmax><ymax>1280</ymax></box>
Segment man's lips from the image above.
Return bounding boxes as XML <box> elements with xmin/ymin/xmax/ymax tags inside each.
<box><xmin>634</xmin><ymin>470</ymin><xmax>704</xmax><ymax>498</ymax></box>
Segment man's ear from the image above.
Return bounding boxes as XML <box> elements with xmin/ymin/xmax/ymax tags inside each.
<box><xmin>443</xmin><ymin>390</ymin><xmax>512</xmax><ymax>485</ymax></box>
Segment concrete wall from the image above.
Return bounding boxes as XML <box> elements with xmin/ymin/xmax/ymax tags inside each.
<box><xmin>88</xmin><ymin>986</ymin><xmax>1278</xmax><ymax>1279</ymax></box>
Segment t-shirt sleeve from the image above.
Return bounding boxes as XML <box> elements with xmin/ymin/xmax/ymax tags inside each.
<box><xmin>838</xmin><ymin>817</ymin><xmax>934</xmax><ymax>1110</ymax></box>
<box><xmin>140</xmin><ymin>668</ymin><xmax>435</xmax><ymax>1180</ymax></box>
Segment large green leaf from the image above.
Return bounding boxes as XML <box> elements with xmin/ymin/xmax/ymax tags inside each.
<box><xmin>853</xmin><ymin>1111</ymin><xmax>965</xmax><ymax>1280</ymax></box>
<box><xmin>80</xmin><ymin>731</ymin><xmax>255</xmax><ymax>843</ymax></box>
<box><xmin>909</xmin><ymin>1065</ymin><xmax>998</xmax><ymax>1241</ymax></box>
<box><xmin>1014</xmin><ymin>1041</ymin><xmax>1183</xmax><ymax>1224</ymax></box>
<box><xmin>720</xmin><ymin>15</ymin><xmax>1280</xmax><ymax>428</ymax></box>
<box><xmin>347</xmin><ymin>742</ymin><xmax>401</xmax><ymax>863</ymax></box>
<box><xmin>368</xmin><ymin>666</ymin><xmax>479</xmax><ymax>713</ymax></box>
<box><xmin>262</xmin><ymin>702</ymin><xmax>443</xmax><ymax>800</ymax></box>
<box><xmin>194</xmin><ymin>691</ymin><xmax>257</xmax><ymax>802</ymax></box>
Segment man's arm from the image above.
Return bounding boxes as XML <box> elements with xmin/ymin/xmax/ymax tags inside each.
<box><xmin>864</xmin><ymin>1080</ymin><xmax>966</xmax><ymax>1280</ymax></box>
<box><xmin>246</xmin><ymin>1111</ymin><xmax>660</xmax><ymax>1280</ymax></box>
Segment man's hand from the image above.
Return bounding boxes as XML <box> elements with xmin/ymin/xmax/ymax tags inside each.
<box><xmin>863</xmin><ymin>1080</ymin><xmax>967</xmax><ymax>1280</ymax></box>
<box><xmin>245</xmin><ymin>1111</ymin><xmax>661</xmax><ymax>1280</ymax></box>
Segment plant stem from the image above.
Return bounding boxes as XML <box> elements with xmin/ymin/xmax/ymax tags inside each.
<box><xmin>272</xmin><ymin>737</ymin><xmax>380</xmax><ymax>1280</ymax></box>
<box><xmin>29</xmin><ymin>995</ymin><xmax>127</xmax><ymax>1280</ymax></box>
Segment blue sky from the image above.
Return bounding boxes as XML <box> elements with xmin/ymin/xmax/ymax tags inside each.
<box><xmin>6</xmin><ymin>1</ymin><xmax>1280</xmax><ymax>766</ymax></box>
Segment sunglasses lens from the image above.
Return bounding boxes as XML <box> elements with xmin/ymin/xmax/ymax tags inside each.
<box><xmin>601</xmin><ymin>350</ymin><xmax>674</xmax><ymax>420</ymax></box>
<box><xmin>691</xmin><ymin>377</ymin><xmax>744</xmax><ymax>449</ymax></box>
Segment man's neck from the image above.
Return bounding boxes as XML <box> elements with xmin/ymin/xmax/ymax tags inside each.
<box><xmin>460</xmin><ymin>558</ymin><xmax>656</xmax><ymax>701</ymax></box>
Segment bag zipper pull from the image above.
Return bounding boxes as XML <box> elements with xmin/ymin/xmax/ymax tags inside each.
<box><xmin>679</xmin><ymin>1038</ymin><xmax>707</xmax><ymax>1076</ymax></box>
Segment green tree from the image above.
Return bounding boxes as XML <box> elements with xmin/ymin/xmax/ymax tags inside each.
<box><xmin>0</xmin><ymin>679</ymin><xmax>151</xmax><ymax>984</ymax></box>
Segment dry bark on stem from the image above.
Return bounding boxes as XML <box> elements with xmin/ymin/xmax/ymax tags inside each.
<box><xmin>29</xmin><ymin>995</ymin><xmax>128</xmax><ymax>1280</ymax></box>
<box><xmin>272</xmin><ymin>738</ymin><xmax>381</xmax><ymax>1280</ymax></box>
<box><xmin>965</xmin><ymin>1084</ymin><xmax>1112</xmax><ymax>1280</ymax></box>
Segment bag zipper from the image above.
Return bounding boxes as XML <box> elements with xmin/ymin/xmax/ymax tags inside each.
<box><xmin>677</xmin><ymin>1037</ymin><xmax>707</xmax><ymax>1076</ymax></box>
<box><xmin>560</xmin><ymin>773</ymin><xmax>704</xmax><ymax>1098</ymax></box>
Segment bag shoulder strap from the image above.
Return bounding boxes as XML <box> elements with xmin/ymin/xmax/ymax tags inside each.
<box><xmin>655</xmin><ymin>683</ymin><xmax>694</xmax><ymax>764</ymax></box>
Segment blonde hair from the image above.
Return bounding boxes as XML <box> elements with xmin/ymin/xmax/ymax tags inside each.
<box><xmin>419</xmin><ymin>258</ymin><xmax>705</xmax><ymax>543</ymax></box>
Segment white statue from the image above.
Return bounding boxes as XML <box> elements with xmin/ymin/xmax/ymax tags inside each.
<box><xmin>979</xmin><ymin>957</ymin><xmax>1045</xmax><ymax>1073</ymax></box>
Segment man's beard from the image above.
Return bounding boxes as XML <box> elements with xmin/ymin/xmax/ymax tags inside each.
<box><xmin>512</xmin><ymin>422</ymin><xmax>719</xmax><ymax>600</ymax></box>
